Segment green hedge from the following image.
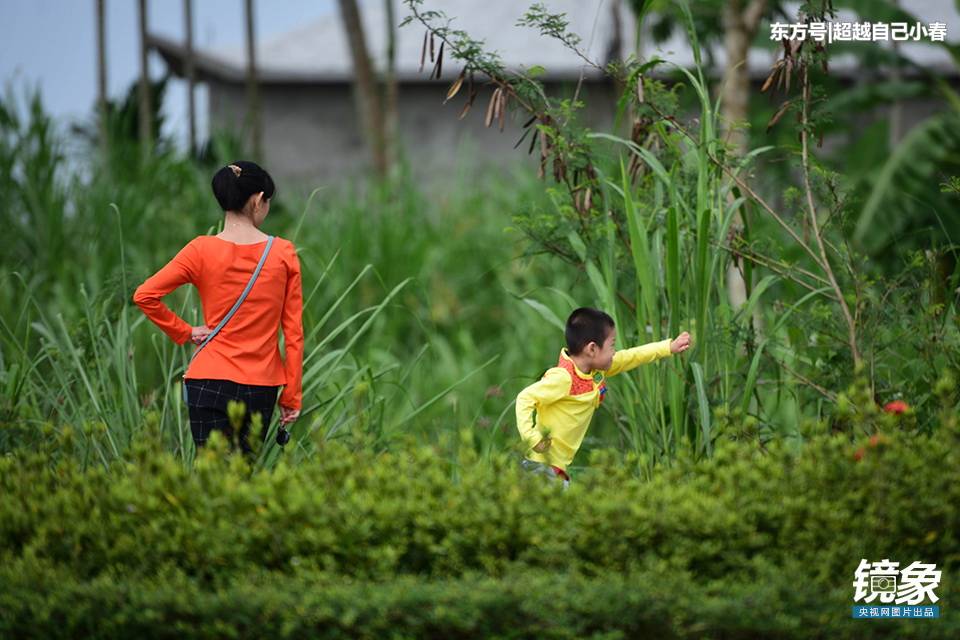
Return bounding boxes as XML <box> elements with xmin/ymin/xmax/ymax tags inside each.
<box><xmin>1</xmin><ymin>560</ymin><xmax>956</xmax><ymax>639</ymax></box>
<box><xmin>1</xmin><ymin>423</ymin><xmax>958</xmax><ymax>637</ymax></box>
<box><xmin>2</xmin><ymin>430</ymin><xmax>958</xmax><ymax>582</ymax></box>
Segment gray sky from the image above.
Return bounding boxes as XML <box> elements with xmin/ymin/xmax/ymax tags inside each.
<box><xmin>2</xmin><ymin>0</ymin><xmax>334</xmax><ymax>146</ymax></box>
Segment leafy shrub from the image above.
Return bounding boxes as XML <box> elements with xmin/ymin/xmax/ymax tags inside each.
<box><xmin>1</xmin><ymin>405</ymin><xmax>958</xmax><ymax>637</ymax></box>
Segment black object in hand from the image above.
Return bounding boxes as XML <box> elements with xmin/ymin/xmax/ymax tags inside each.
<box><xmin>276</xmin><ymin>425</ymin><xmax>291</xmax><ymax>446</ymax></box>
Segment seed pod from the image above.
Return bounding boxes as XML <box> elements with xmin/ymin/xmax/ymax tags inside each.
<box><xmin>420</xmin><ymin>30</ymin><xmax>428</xmax><ymax>72</ymax></box>
<box><xmin>538</xmin><ymin>129</ymin><xmax>548</xmax><ymax>179</ymax></box>
<box><xmin>766</xmin><ymin>100</ymin><xmax>792</xmax><ymax>132</ymax></box>
<box><xmin>527</xmin><ymin>128</ymin><xmax>539</xmax><ymax>155</ymax></box>
<box><xmin>445</xmin><ymin>68</ymin><xmax>466</xmax><ymax>103</ymax></box>
<box><xmin>498</xmin><ymin>91</ymin><xmax>507</xmax><ymax>132</ymax></box>
<box><xmin>484</xmin><ymin>87</ymin><xmax>500</xmax><ymax>128</ymax></box>
<box><xmin>760</xmin><ymin>62</ymin><xmax>779</xmax><ymax>93</ymax></box>
<box><xmin>513</xmin><ymin>127</ymin><xmax>531</xmax><ymax>149</ymax></box>
<box><xmin>434</xmin><ymin>42</ymin><xmax>445</xmax><ymax>79</ymax></box>
<box><xmin>458</xmin><ymin>88</ymin><xmax>477</xmax><ymax>120</ymax></box>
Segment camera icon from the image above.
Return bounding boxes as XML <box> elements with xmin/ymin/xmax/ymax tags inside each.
<box><xmin>871</xmin><ymin>576</ymin><xmax>898</xmax><ymax>593</ymax></box>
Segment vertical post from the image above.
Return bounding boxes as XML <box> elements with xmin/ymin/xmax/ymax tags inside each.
<box><xmin>889</xmin><ymin>0</ymin><xmax>903</xmax><ymax>146</ymax></box>
<box><xmin>184</xmin><ymin>0</ymin><xmax>197</xmax><ymax>155</ymax></box>
<box><xmin>244</xmin><ymin>0</ymin><xmax>262</xmax><ymax>160</ymax></box>
<box><xmin>338</xmin><ymin>0</ymin><xmax>387</xmax><ymax>177</ymax></box>
<box><xmin>383</xmin><ymin>0</ymin><xmax>398</xmax><ymax>169</ymax></box>
<box><xmin>95</xmin><ymin>0</ymin><xmax>109</xmax><ymax>155</ymax></box>
<box><xmin>138</xmin><ymin>0</ymin><xmax>153</xmax><ymax>159</ymax></box>
<box><xmin>720</xmin><ymin>0</ymin><xmax>767</xmax><ymax>320</ymax></box>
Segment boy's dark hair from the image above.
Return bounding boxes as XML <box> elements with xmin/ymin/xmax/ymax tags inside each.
<box><xmin>211</xmin><ymin>160</ymin><xmax>276</xmax><ymax>212</ymax></box>
<box><xmin>565</xmin><ymin>307</ymin><xmax>615</xmax><ymax>354</ymax></box>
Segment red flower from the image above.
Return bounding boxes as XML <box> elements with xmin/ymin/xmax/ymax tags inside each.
<box><xmin>883</xmin><ymin>400</ymin><xmax>909</xmax><ymax>415</ymax></box>
<box><xmin>853</xmin><ymin>447</ymin><xmax>866</xmax><ymax>462</ymax></box>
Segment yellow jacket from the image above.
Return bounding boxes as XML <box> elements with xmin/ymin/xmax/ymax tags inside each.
<box><xmin>516</xmin><ymin>340</ymin><xmax>673</xmax><ymax>471</ymax></box>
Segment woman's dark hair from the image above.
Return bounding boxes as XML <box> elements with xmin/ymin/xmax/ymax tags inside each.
<box><xmin>565</xmin><ymin>307</ymin><xmax>615</xmax><ymax>354</ymax></box>
<box><xmin>211</xmin><ymin>160</ymin><xmax>276</xmax><ymax>212</ymax></box>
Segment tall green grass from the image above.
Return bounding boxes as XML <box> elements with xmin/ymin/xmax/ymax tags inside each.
<box><xmin>3</xmin><ymin>46</ymin><xmax>955</xmax><ymax>473</ymax></box>
<box><xmin>0</xmin><ymin>86</ymin><xmax>588</xmax><ymax>467</ymax></box>
<box><xmin>513</xmin><ymin>6</ymin><xmax>847</xmax><ymax>470</ymax></box>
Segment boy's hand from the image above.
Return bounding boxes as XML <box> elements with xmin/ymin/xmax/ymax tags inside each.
<box><xmin>532</xmin><ymin>437</ymin><xmax>552</xmax><ymax>453</ymax></box>
<box><xmin>670</xmin><ymin>331</ymin><xmax>691</xmax><ymax>354</ymax></box>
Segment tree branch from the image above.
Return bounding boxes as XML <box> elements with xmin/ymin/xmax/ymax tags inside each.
<box><xmin>800</xmin><ymin>63</ymin><xmax>861</xmax><ymax>366</ymax></box>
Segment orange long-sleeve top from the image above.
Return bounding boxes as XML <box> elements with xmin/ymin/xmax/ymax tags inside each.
<box><xmin>132</xmin><ymin>235</ymin><xmax>304</xmax><ymax>410</ymax></box>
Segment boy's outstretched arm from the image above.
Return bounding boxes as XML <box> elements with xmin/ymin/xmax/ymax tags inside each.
<box><xmin>515</xmin><ymin>367</ymin><xmax>569</xmax><ymax>452</ymax></box>
<box><xmin>605</xmin><ymin>332</ymin><xmax>692</xmax><ymax>377</ymax></box>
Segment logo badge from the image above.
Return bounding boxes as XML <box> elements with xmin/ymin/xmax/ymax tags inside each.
<box><xmin>852</xmin><ymin>559</ymin><xmax>941</xmax><ymax>619</ymax></box>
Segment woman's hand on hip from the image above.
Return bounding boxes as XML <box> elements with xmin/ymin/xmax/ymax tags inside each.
<box><xmin>190</xmin><ymin>325</ymin><xmax>213</xmax><ymax>345</ymax></box>
<box><xmin>280</xmin><ymin>406</ymin><xmax>300</xmax><ymax>425</ymax></box>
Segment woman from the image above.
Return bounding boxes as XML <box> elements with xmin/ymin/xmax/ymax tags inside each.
<box><xmin>133</xmin><ymin>160</ymin><xmax>303</xmax><ymax>455</ymax></box>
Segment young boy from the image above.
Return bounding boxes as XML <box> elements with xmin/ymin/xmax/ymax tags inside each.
<box><xmin>516</xmin><ymin>307</ymin><xmax>691</xmax><ymax>486</ymax></box>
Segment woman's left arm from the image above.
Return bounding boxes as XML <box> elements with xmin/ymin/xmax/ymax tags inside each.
<box><xmin>132</xmin><ymin>241</ymin><xmax>202</xmax><ymax>345</ymax></box>
<box><xmin>278</xmin><ymin>243</ymin><xmax>304</xmax><ymax>412</ymax></box>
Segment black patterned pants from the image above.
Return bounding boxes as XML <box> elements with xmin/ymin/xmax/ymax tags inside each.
<box><xmin>184</xmin><ymin>378</ymin><xmax>280</xmax><ymax>456</ymax></box>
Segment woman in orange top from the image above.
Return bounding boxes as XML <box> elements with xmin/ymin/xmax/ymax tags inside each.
<box><xmin>133</xmin><ymin>161</ymin><xmax>304</xmax><ymax>455</ymax></box>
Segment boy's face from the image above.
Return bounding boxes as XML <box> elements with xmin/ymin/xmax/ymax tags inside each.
<box><xmin>585</xmin><ymin>327</ymin><xmax>616</xmax><ymax>371</ymax></box>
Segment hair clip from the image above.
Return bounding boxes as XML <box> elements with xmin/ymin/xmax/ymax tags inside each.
<box><xmin>228</xmin><ymin>164</ymin><xmax>242</xmax><ymax>177</ymax></box>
